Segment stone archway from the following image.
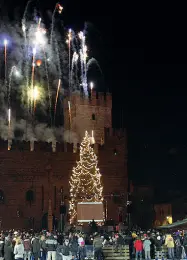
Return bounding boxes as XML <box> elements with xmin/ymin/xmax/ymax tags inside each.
<box><xmin>41</xmin><ymin>213</ymin><xmax>58</xmax><ymax>230</ymax></box>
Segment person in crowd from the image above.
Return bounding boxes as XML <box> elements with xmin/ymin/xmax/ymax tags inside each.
<box><xmin>77</xmin><ymin>241</ymin><xmax>86</xmax><ymax>260</ymax></box>
<box><xmin>4</xmin><ymin>240</ymin><xmax>13</xmax><ymax>260</ymax></box>
<box><xmin>23</xmin><ymin>234</ymin><xmax>31</xmax><ymax>260</ymax></box>
<box><xmin>149</xmin><ymin>233</ymin><xmax>155</xmax><ymax>259</ymax></box>
<box><xmin>61</xmin><ymin>239</ymin><xmax>71</xmax><ymax>260</ymax></box>
<box><xmin>0</xmin><ymin>236</ymin><xmax>4</xmax><ymax>260</ymax></box>
<box><xmin>175</xmin><ymin>235</ymin><xmax>182</xmax><ymax>259</ymax></box>
<box><xmin>32</xmin><ymin>234</ymin><xmax>41</xmax><ymax>260</ymax></box>
<box><xmin>143</xmin><ymin>237</ymin><xmax>151</xmax><ymax>260</ymax></box>
<box><xmin>14</xmin><ymin>239</ymin><xmax>24</xmax><ymax>260</ymax></box>
<box><xmin>183</xmin><ymin>233</ymin><xmax>187</xmax><ymax>256</ymax></box>
<box><xmin>70</xmin><ymin>235</ymin><xmax>78</xmax><ymax>259</ymax></box>
<box><xmin>40</xmin><ymin>234</ymin><xmax>46</xmax><ymax>260</ymax></box>
<box><xmin>77</xmin><ymin>235</ymin><xmax>84</xmax><ymax>247</ymax></box>
<box><xmin>45</xmin><ymin>233</ymin><xmax>57</xmax><ymax>260</ymax></box>
<box><xmin>165</xmin><ymin>234</ymin><xmax>175</xmax><ymax>259</ymax></box>
<box><xmin>155</xmin><ymin>235</ymin><xmax>163</xmax><ymax>260</ymax></box>
<box><xmin>93</xmin><ymin>233</ymin><xmax>104</xmax><ymax>260</ymax></box>
<box><xmin>114</xmin><ymin>233</ymin><xmax>124</xmax><ymax>255</ymax></box>
<box><xmin>134</xmin><ymin>237</ymin><xmax>143</xmax><ymax>260</ymax></box>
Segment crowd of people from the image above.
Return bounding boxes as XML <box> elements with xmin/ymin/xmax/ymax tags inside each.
<box><xmin>131</xmin><ymin>230</ymin><xmax>187</xmax><ymax>260</ymax></box>
<box><xmin>0</xmin><ymin>230</ymin><xmax>105</xmax><ymax>260</ymax></box>
<box><xmin>0</xmin><ymin>228</ymin><xmax>187</xmax><ymax>260</ymax></box>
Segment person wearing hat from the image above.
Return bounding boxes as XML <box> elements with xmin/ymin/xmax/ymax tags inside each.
<box><xmin>143</xmin><ymin>237</ymin><xmax>151</xmax><ymax>260</ymax></box>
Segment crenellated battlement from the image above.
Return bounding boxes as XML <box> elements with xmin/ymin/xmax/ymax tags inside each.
<box><xmin>0</xmin><ymin>128</ymin><xmax>126</xmax><ymax>153</ymax></box>
<box><xmin>64</xmin><ymin>91</ymin><xmax>112</xmax><ymax>108</ymax></box>
<box><xmin>0</xmin><ymin>139</ymin><xmax>75</xmax><ymax>153</ymax></box>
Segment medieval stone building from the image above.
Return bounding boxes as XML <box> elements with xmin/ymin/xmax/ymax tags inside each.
<box><xmin>0</xmin><ymin>92</ymin><xmax>128</xmax><ymax>229</ymax></box>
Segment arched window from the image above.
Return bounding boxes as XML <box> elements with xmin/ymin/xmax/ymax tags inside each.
<box><xmin>0</xmin><ymin>190</ymin><xmax>4</xmax><ymax>203</ymax></box>
<box><xmin>26</xmin><ymin>190</ymin><xmax>34</xmax><ymax>205</ymax></box>
<box><xmin>92</xmin><ymin>114</ymin><xmax>96</xmax><ymax>120</ymax></box>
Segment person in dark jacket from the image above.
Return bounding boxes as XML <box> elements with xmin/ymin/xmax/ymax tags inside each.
<box><xmin>77</xmin><ymin>242</ymin><xmax>86</xmax><ymax>260</ymax></box>
<box><xmin>70</xmin><ymin>236</ymin><xmax>78</xmax><ymax>259</ymax></box>
<box><xmin>155</xmin><ymin>236</ymin><xmax>163</xmax><ymax>259</ymax></box>
<box><xmin>4</xmin><ymin>241</ymin><xmax>13</xmax><ymax>260</ymax></box>
<box><xmin>0</xmin><ymin>236</ymin><xmax>4</xmax><ymax>260</ymax></box>
<box><xmin>93</xmin><ymin>234</ymin><xmax>104</xmax><ymax>260</ymax></box>
<box><xmin>183</xmin><ymin>234</ymin><xmax>187</xmax><ymax>256</ymax></box>
<box><xmin>61</xmin><ymin>239</ymin><xmax>71</xmax><ymax>260</ymax></box>
<box><xmin>115</xmin><ymin>234</ymin><xmax>124</xmax><ymax>255</ymax></box>
<box><xmin>175</xmin><ymin>236</ymin><xmax>182</xmax><ymax>259</ymax></box>
<box><xmin>32</xmin><ymin>234</ymin><xmax>41</xmax><ymax>260</ymax></box>
<box><xmin>40</xmin><ymin>235</ymin><xmax>46</xmax><ymax>260</ymax></box>
<box><xmin>45</xmin><ymin>234</ymin><xmax>57</xmax><ymax>260</ymax></box>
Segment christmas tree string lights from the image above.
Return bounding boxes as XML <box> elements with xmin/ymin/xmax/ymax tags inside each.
<box><xmin>69</xmin><ymin>131</ymin><xmax>103</xmax><ymax>223</ymax></box>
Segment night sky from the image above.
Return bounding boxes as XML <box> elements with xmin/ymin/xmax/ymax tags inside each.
<box><xmin>2</xmin><ymin>0</ymin><xmax>187</xmax><ymax>194</ymax></box>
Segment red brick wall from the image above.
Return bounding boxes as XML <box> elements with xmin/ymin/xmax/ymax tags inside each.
<box><xmin>0</xmin><ymin>133</ymin><xmax>127</xmax><ymax>230</ymax></box>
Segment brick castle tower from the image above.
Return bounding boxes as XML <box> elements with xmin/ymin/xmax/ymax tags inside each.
<box><xmin>63</xmin><ymin>91</ymin><xmax>112</xmax><ymax>145</ymax></box>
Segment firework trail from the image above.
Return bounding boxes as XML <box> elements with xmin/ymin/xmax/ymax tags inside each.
<box><xmin>8</xmin><ymin>66</ymin><xmax>19</xmax><ymax>109</ymax></box>
<box><xmin>79</xmin><ymin>31</ymin><xmax>88</xmax><ymax>96</ymax></box>
<box><xmin>50</xmin><ymin>3</ymin><xmax>63</xmax><ymax>44</ymax></box>
<box><xmin>50</xmin><ymin>4</ymin><xmax>57</xmax><ymax>45</ymax></box>
<box><xmin>22</xmin><ymin>3</ymin><xmax>29</xmax><ymax>112</ymax></box>
<box><xmin>70</xmin><ymin>52</ymin><xmax>79</xmax><ymax>89</ymax></box>
<box><xmin>30</xmin><ymin>47</ymin><xmax>36</xmax><ymax>114</ymax></box>
<box><xmin>54</xmin><ymin>38</ymin><xmax>62</xmax><ymax>78</ymax></box>
<box><xmin>54</xmin><ymin>79</ymin><xmax>61</xmax><ymax>123</ymax></box>
<box><xmin>87</xmin><ymin>57</ymin><xmax>103</xmax><ymax>74</ymax></box>
<box><xmin>90</xmin><ymin>82</ymin><xmax>94</xmax><ymax>97</ymax></box>
<box><xmin>22</xmin><ymin>0</ymin><xmax>32</xmax><ymax>46</ymax></box>
<box><xmin>22</xmin><ymin>0</ymin><xmax>32</xmax><ymax>32</ymax></box>
<box><xmin>43</xmin><ymin>49</ymin><xmax>52</xmax><ymax>127</ymax></box>
<box><xmin>67</xmin><ymin>29</ymin><xmax>72</xmax><ymax>90</ymax></box>
<box><xmin>4</xmin><ymin>39</ymin><xmax>8</xmax><ymax>88</ymax></box>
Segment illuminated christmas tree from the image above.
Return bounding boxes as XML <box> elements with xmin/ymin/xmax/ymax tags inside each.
<box><xmin>69</xmin><ymin>131</ymin><xmax>103</xmax><ymax>223</ymax></box>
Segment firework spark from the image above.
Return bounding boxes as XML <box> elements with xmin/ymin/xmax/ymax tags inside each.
<box><xmin>0</xmin><ymin>2</ymin><xmax>101</xmax><ymax>145</ymax></box>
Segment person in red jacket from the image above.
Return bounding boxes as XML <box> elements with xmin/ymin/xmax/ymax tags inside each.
<box><xmin>134</xmin><ymin>237</ymin><xmax>143</xmax><ymax>260</ymax></box>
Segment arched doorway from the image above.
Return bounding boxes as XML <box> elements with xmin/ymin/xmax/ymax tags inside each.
<box><xmin>41</xmin><ymin>213</ymin><xmax>58</xmax><ymax>230</ymax></box>
<box><xmin>26</xmin><ymin>190</ymin><xmax>34</xmax><ymax>205</ymax></box>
